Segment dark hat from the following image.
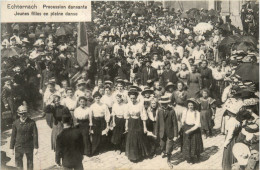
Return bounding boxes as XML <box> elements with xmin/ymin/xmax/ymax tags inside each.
<box><xmin>187</xmin><ymin>98</ymin><xmax>198</xmax><ymax>107</ymax></box>
<box><xmin>165</xmin><ymin>82</ymin><xmax>175</xmax><ymax>91</ymax></box>
<box><xmin>128</xmin><ymin>88</ymin><xmax>139</xmax><ymax>96</ymax></box>
<box><xmin>144</xmin><ymin>57</ymin><xmax>152</xmax><ymax>63</ymax></box>
<box><xmin>234</xmin><ymin>89</ymin><xmax>257</xmax><ymax>99</ymax></box>
<box><xmin>244</xmin><ymin>124</ymin><xmax>259</xmax><ymax>133</ymax></box>
<box><xmin>141</xmin><ymin>86</ymin><xmax>154</xmax><ymax>96</ymax></box>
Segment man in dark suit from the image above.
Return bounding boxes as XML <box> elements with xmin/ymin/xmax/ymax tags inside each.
<box><xmin>155</xmin><ymin>96</ymin><xmax>178</xmax><ymax>168</ymax></box>
<box><xmin>56</xmin><ymin>116</ymin><xmax>84</xmax><ymax>170</ymax></box>
<box><xmin>141</xmin><ymin>58</ymin><xmax>158</xmax><ymax>86</ymax></box>
<box><xmin>160</xmin><ymin>61</ymin><xmax>178</xmax><ymax>88</ymax></box>
<box><xmin>10</xmin><ymin>105</ymin><xmax>39</xmax><ymax>170</ymax></box>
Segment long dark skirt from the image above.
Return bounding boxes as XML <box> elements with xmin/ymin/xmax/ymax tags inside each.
<box><xmin>91</xmin><ymin>117</ymin><xmax>107</xmax><ymax>155</ymax></box>
<box><xmin>51</xmin><ymin>121</ymin><xmax>63</xmax><ymax>151</ymax></box>
<box><xmin>111</xmin><ymin>117</ymin><xmax>125</xmax><ymax>146</ymax></box>
<box><xmin>78</xmin><ymin>119</ymin><xmax>92</xmax><ymax>156</ymax></box>
<box><xmin>125</xmin><ymin>118</ymin><xmax>151</xmax><ymax>161</ymax></box>
<box><xmin>222</xmin><ymin>135</ymin><xmax>239</xmax><ymax>170</ymax></box>
<box><xmin>146</xmin><ymin>119</ymin><xmax>159</xmax><ymax>155</ymax></box>
<box><xmin>181</xmin><ymin>124</ymin><xmax>203</xmax><ymax>160</ymax></box>
<box><xmin>200</xmin><ymin>109</ymin><xmax>213</xmax><ymax>132</ymax></box>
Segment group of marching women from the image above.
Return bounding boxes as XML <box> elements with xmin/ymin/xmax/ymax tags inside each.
<box><xmin>44</xmin><ymin>76</ymin><xmax>216</xmax><ymax>167</ymax></box>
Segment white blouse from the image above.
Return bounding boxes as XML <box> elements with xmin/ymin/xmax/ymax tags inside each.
<box><xmin>181</xmin><ymin>108</ymin><xmax>201</xmax><ymax>128</ymax></box>
<box><xmin>125</xmin><ymin>101</ymin><xmax>147</xmax><ymax>120</ymax></box>
<box><xmin>89</xmin><ymin>103</ymin><xmax>110</xmax><ymax>122</ymax></box>
<box><xmin>112</xmin><ymin>102</ymin><xmax>127</xmax><ymax>117</ymax></box>
<box><xmin>61</xmin><ymin>97</ymin><xmax>77</xmax><ymax>111</ymax></box>
<box><xmin>74</xmin><ymin>107</ymin><xmax>90</xmax><ymax>120</ymax></box>
<box><xmin>101</xmin><ymin>94</ymin><xmax>114</xmax><ymax>109</ymax></box>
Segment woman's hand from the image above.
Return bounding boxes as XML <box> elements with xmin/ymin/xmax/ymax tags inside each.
<box><xmin>185</xmin><ymin>130</ymin><xmax>190</xmax><ymax>135</ymax></box>
<box><xmin>144</xmin><ymin>127</ymin><xmax>148</xmax><ymax>134</ymax></box>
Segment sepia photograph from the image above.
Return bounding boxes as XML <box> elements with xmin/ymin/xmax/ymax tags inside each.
<box><xmin>1</xmin><ymin>0</ymin><xmax>259</xmax><ymax>170</ymax></box>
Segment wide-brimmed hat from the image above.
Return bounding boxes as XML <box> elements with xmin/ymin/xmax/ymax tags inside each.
<box><xmin>141</xmin><ymin>86</ymin><xmax>154</xmax><ymax>96</ymax></box>
<box><xmin>104</xmin><ymin>80</ymin><xmax>113</xmax><ymax>86</ymax></box>
<box><xmin>116</xmin><ymin>78</ymin><xmax>125</xmax><ymax>85</ymax></box>
<box><xmin>77</xmin><ymin>79</ymin><xmax>87</xmax><ymax>86</ymax></box>
<box><xmin>165</xmin><ymin>82</ymin><xmax>175</xmax><ymax>91</ymax></box>
<box><xmin>144</xmin><ymin>57</ymin><xmax>152</xmax><ymax>63</ymax></box>
<box><xmin>159</xmin><ymin>96</ymin><xmax>171</xmax><ymax>104</ymax></box>
<box><xmin>128</xmin><ymin>88</ymin><xmax>139</xmax><ymax>96</ymax></box>
<box><xmin>129</xmin><ymin>85</ymin><xmax>142</xmax><ymax>92</ymax></box>
<box><xmin>187</xmin><ymin>98</ymin><xmax>198</xmax><ymax>107</ymax></box>
<box><xmin>232</xmin><ymin>143</ymin><xmax>250</xmax><ymax>166</ymax></box>
<box><xmin>244</xmin><ymin>123</ymin><xmax>259</xmax><ymax>133</ymax></box>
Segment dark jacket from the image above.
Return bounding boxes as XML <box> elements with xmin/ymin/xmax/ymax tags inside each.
<box><xmin>56</xmin><ymin>127</ymin><xmax>84</xmax><ymax>168</ymax></box>
<box><xmin>10</xmin><ymin>118</ymin><xmax>38</xmax><ymax>153</ymax></box>
<box><xmin>141</xmin><ymin>66</ymin><xmax>158</xmax><ymax>85</ymax></box>
<box><xmin>160</xmin><ymin>69</ymin><xmax>178</xmax><ymax>87</ymax></box>
<box><xmin>155</xmin><ymin>106</ymin><xmax>178</xmax><ymax>139</ymax></box>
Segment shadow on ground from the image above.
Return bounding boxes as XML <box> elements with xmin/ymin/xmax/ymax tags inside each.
<box><xmin>169</xmin><ymin>145</ymin><xmax>219</xmax><ymax>165</ymax></box>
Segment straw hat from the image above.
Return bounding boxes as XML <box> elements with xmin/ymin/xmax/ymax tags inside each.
<box><xmin>77</xmin><ymin>79</ymin><xmax>87</xmax><ymax>86</ymax></box>
<box><xmin>165</xmin><ymin>82</ymin><xmax>175</xmax><ymax>91</ymax></box>
<box><xmin>232</xmin><ymin>143</ymin><xmax>250</xmax><ymax>166</ymax></box>
<box><xmin>159</xmin><ymin>96</ymin><xmax>171</xmax><ymax>104</ymax></box>
<box><xmin>187</xmin><ymin>98</ymin><xmax>198</xmax><ymax>107</ymax></box>
<box><xmin>141</xmin><ymin>86</ymin><xmax>154</xmax><ymax>96</ymax></box>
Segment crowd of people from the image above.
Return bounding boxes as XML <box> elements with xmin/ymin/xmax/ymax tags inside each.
<box><xmin>1</xmin><ymin>1</ymin><xmax>259</xmax><ymax>170</ymax></box>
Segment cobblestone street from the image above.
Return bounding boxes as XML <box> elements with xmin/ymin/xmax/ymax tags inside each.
<box><xmin>1</xmin><ymin>108</ymin><xmax>225</xmax><ymax>170</ymax></box>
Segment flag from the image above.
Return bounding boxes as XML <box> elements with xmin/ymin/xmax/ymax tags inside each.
<box><xmin>77</xmin><ymin>22</ymin><xmax>89</xmax><ymax>67</ymax></box>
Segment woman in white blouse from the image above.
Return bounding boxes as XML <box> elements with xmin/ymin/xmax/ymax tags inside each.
<box><xmin>61</xmin><ymin>88</ymin><xmax>77</xmax><ymax>125</ymax></box>
<box><xmin>111</xmin><ymin>94</ymin><xmax>127</xmax><ymax>153</ymax></box>
<box><xmin>100</xmin><ymin>86</ymin><xmax>114</xmax><ymax>113</ymax></box>
<box><xmin>125</xmin><ymin>89</ymin><xmax>151</xmax><ymax>162</ymax></box>
<box><xmin>74</xmin><ymin>96</ymin><xmax>92</xmax><ymax>156</ymax></box>
<box><xmin>181</xmin><ymin>98</ymin><xmax>203</xmax><ymax>164</ymax></box>
<box><xmin>89</xmin><ymin>91</ymin><xmax>111</xmax><ymax>155</ymax></box>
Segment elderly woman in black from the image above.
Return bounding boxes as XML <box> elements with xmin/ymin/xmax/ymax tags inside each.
<box><xmin>180</xmin><ymin>98</ymin><xmax>203</xmax><ymax>164</ymax></box>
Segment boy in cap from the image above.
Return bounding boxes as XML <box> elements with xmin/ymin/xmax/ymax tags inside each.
<box><xmin>10</xmin><ymin>105</ymin><xmax>39</xmax><ymax>170</ymax></box>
